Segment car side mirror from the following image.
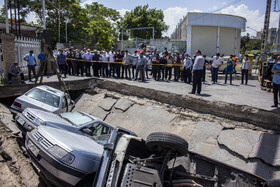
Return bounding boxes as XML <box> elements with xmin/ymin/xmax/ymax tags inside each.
<box><xmin>82</xmin><ymin>128</ymin><xmax>93</xmax><ymax>135</ymax></box>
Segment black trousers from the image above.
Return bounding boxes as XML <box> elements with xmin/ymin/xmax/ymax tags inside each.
<box><xmin>165</xmin><ymin>67</ymin><xmax>172</xmax><ymax>80</ymax></box>
<box><xmin>28</xmin><ymin>65</ymin><xmax>37</xmax><ymax>81</ymax></box>
<box><xmin>8</xmin><ymin>73</ymin><xmax>24</xmax><ymax>82</ymax></box>
<box><xmin>67</xmin><ymin>60</ymin><xmax>73</xmax><ymax>75</ymax></box>
<box><xmin>241</xmin><ymin>69</ymin><xmax>248</xmax><ymax>84</ymax></box>
<box><xmin>273</xmin><ymin>83</ymin><xmax>280</xmax><ymax>105</ymax></box>
<box><xmin>135</xmin><ymin>65</ymin><xmax>144</xmax><ymax>81</ymax></box>
<box><xmin>174</xmin><ymin>66</ymin><xmax>180</xmax><ymax>81</ymax></box>
<box><xmin>192</xmin><ymin>70</ymin><xmax>203</xmax><ymax>94</ymax></box>
<box><xmin>93</xmin><ymin>62</ymin><xmax>99</xmax><ymax>77</ymax></box>
<box><xmin>58</xmin><ymin>64</ymin><xmax>66</xmax><ymax>77</ymax></box>
<box><xmin>85</xmin><ymin>61</ymin><xmax>91</xmax><ymax>76</ymax></box>
<box><xmin>183</xmin><ymin>68</ymin><xmax>192</xmax><ymax>83</ymax></box>
<box><xmin>132</xmin><ymin>65</ymin><xmax>136</xmax><ymax>78</ymax></box>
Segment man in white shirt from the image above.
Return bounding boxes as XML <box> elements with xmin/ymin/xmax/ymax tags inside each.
<box><xmin>182</xmin><ymin>54</ymin><xmax>192</xmax><ymax>84</ymax></box>
<box><xmin>241</xmin><ymin>54</ymin><xmax>251</xmax><ymax>85</ymax></box>
<box><xmin>101</xmin><ymin>50</ymin><xmax>109</xmax><ymax>77</ymax></box>
<box><xmin>82</xmin><ymin>49</ymin><xmax>92</xmax><ymax>76</ymax></box>
<box><xmin>211</xmin><ymin>53</ymin><xmax>222</xmax><ymax>84</ymax></box>
<box><xmin>108</xmin><ymin>48</ymin><xmax>115</xmax><ymax>77</ymax></box>
<box><xmin>190</xmin><ymin>50</ymin><xmax>204</xmax><ymax>95</ymax></box>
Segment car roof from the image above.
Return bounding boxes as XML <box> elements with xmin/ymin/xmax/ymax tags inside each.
<box><xmin>34</xmin><ymin>85</ymin><xmax>65</xmax><ymax>97</ymax></box>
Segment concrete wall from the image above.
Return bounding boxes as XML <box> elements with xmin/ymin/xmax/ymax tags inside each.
<box><xmin>1</xmin><ymin>33</ymin><xmax>15</xmax><ymax>83</ymax></box>
<box><xmin>191</xmin><ymin>26</ymin><xmax>217</xmax><ymax>56</ymax></box>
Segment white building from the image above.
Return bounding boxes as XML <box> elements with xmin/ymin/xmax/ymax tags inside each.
<box><xmin>171</xmin><ymin>12</ymin><xmax>246</xmax><ymax>56</ymax></box>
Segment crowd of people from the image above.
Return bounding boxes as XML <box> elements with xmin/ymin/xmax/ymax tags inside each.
<box><xmin>8</xmin><ymin>47</ymin><xmax>252</xmax><ymax>93</ymax></box>
<box><xmin>6</xmin><ymin>46</ymin><xmax>280</xmax><ymax>108</ymax></box>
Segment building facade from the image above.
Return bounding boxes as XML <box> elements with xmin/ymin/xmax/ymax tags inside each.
<box><xmin>171</xmin><ymin>12</ymin><xmax>246</xmax><ymax>56</ymax></box>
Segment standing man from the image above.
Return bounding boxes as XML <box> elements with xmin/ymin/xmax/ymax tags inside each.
<box><xmin>23</xmin><ymin>50</ymin><xmax>37</xmax><ymax>82</ymax></box>
<box><xmin>190</xmin><ymin>50</ymin><xmax>204</xmax><ymax>95</ymax></box>
<box><xmin>108</xmin><ymin>48</ymin><xmax>115</xmax><ymax>77</ymax></box>
<box><xmin>224</xmin><ymin>55</ymin><xmax>234</xmax><ymax>85</ymax></box>
<box><xmin>82</xmin><ymin>49</ymin><xmax>92</xmax><ymax>76</ymax></box>
<box><xmin>57</xmin><ymin>49</ymin><xmax>67</xmax><ymax>78</ymax></box>
<box><xmin>211</xmin><ymin>53</ymin><xmax>222</xmax><ymax>84</ymax></box>
<box><xmin>241</xmin><ymin>54</ymin><xmax>251</xmax><ymax>85</ymax></box>
<box><xmin>130</xmin><ymin>51</ymin><xmax>138</xmax><ymax>79</ymax></box>
<box><xmin>232</xmin><ymin>54</ymin><xmax>237</xmax><ymax>75</ymax></box>
<box><xmin>123</xmin><ymin>50</ymin><xmax>131</xmax><ymax>79</ymax></box>
<box><xmin>114</xmin><ymin>49</ymin><xmax>123</xmax><ymax>78</ymax></box>
<box><xmin>271</xmin><ymin>56</ymin><xmax>280</xmax><ymax>108</ymax></box>
<box><xmin>173</xmin><ymin>52</ymin><xmax>181</xmax><ymax>81</ymax></box>
<box><xmin>135</xmin><ymin>52</ymin><xmax>147</xmax><ymax>82</ymax></box>
<box><xmin>92</xmin><ymin>50</ymin><xmax>100</xmax><ymax>77</ymax></box>
<box><xmin>183</xmin><ymin>54</ymin><xmax>192</xmax><ymax>84</ymax></box>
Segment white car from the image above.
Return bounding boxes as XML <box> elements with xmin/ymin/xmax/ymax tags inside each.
<box><xmin>10</xmin><ymin>85</ymin><xmax>75</xmax><ymax>118</ymax></box>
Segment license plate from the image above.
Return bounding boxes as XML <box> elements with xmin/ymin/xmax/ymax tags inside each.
<box><xmin>17</xmin><ymin>116</ymin><xmax>25</xmax><ymax>126</ymax></box>
<box><xmin>27</xmin><ymin>140</ymin><xmax>39</xmax><ymax>157</ymax></box>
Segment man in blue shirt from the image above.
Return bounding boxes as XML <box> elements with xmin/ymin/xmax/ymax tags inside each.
<box><xmin>271</xmin><ymin>56</ymin><xmax>280</xmax><ymax>107</ymax></box>
<box><xmin>57</xmin><ymin>49</ymin><xmax>67</xmax><ymax>78</ymax></box>
<box><xmin>24</xmin><ymin>50</ymin><xmax>37</xmax><ymax>82</ymax></box>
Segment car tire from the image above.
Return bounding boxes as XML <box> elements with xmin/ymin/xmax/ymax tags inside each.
<box><xmin>146</xmin><ymin>132</ymin><xmax>188</xmax><ymax>157</ymax></box>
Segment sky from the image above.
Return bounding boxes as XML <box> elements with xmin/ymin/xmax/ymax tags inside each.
<box><xmin>1</xmin><ymin>0</ymin><xmax>279</xmax><ymax>37</ymax></box>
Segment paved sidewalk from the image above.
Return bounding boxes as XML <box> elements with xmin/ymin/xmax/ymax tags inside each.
<box><xmin>19</xmin><ymin>71</ymin><xmax>279</xmax><ymax>113</ymax></box>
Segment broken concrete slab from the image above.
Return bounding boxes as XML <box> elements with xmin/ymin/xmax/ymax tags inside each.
<box><xmin>249</xmin><ymin>133</ymin><xmax>280</xmax><ymax>167</ymax></box>
<box><xmin>89</xmin><ymin>106</ymin><xmax>109</xmax><ymax>121</ymax></box>
<box><xmin>98</xmin><ymin>97</ymin><xmax>117</xmax><ymax>111</ymax></box>
<box><xmin>105</xmin><ymin>104</ymin><xmax>176</xmax><ymax>139</ymax></box>
<box><xmin>73</xmin><ymin>93</ymin><xmax>105</xmax><ymax>114</ymax></box>
<box><xmin>114</xmin><ymin>98</ymin><xmax>133</xmax><ymax>112</ymax></box>
<box><xmin>218</xmin><ymin>129</ymin><xmax>262</xmax><ymax>159</ymax></box>
<box><xmin>188</xmin><ymin>121</ymin><xmax>223</xmax><ymax>153</ymax></box>
<box><xmin>220</xmin><ymin>122</ymin><xmax>235</xmax><ymax>129</ymax></box>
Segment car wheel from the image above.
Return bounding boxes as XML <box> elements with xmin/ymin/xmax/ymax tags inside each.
<box><xmin>146</xmin><ymin>132</ymin><xmax>188</xmax><ymax>157</ymax></box>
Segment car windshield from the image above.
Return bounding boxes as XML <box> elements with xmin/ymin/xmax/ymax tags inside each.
<box><xmin>26</xmin><ymin>88</ymin><xmax>60</xmax><ymax>108</ymax></box>
<box><xmin>59</xmin><ymin>112</ymin><xmax>93</xmax><ymax>127</ymax></box>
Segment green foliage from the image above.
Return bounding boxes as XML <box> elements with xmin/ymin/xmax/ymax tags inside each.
<box><xmin>119</xmin><ymin>5</ymin><xmax>168</xmax><ymax>39</ymax></box>
<box><xmin>1</xmin><ymin>0</ymin><xmax>120</xmax><ymax>49</ymax></box>
<box><xmin>241</xmin><ymin>34</ymin><xmax>262</xmax><ymax>54</ymax></box>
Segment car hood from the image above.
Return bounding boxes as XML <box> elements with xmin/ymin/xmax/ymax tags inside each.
<box><xmin>37</xmin><ymin>126</ymin><xmax>104</xmax><ymax>158</ymax></box>
<box><xmin>27</xmin><ymin>108</ymin><xmax>73</xmax><ymax>127</ymax></box>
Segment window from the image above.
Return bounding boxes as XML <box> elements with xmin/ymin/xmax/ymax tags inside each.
<box><xmin>59</xmin><ymin>112</ymin><xmax>93</xmax><ymax>127</ymax></box>
<box><xmin>84</xmin><ymin>123</ymin><xmax>110</xmax><ymax>137</ymax></box>
<box><xmin>26</xmin><ymin>88</ymin><xmax>60</xmax><ymax>108</ymax></box>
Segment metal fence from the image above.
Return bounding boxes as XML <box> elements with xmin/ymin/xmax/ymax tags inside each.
<box><xmin>15</xmin><ymin>36</ymin><xmax>41</xmax><ymax>74</ymax></box>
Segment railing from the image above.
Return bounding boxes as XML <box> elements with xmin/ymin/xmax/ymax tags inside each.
<box><xmin>15</xmin><ymin>36</ymin><xmax>41</xmax><ymax>74</ymax></box>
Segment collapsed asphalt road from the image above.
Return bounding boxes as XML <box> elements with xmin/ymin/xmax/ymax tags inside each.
<box><xmin>0</xmin><ymin>87</ymin><xmax>279</xmax><ymax>186</ymax></box>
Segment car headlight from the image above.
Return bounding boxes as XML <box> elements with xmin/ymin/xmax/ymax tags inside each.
<box><xmin>49</xmin><ymin>145</ymin><xmax>75</xmax><ymax>164</ymax></box>
<box><xmin>34</xmin><ymin>118</ymin><xmax>45</xmax><ymax>126</ymax></box>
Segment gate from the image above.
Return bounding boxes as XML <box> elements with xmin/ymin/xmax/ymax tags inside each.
<box><xmin>15</xmin><ymin>37</ymin><xmax>41</xmax><ymax>74</ymax></box>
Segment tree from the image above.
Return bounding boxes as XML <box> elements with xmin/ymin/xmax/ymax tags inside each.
<box><xmin>1</xmin><ymin>0</ymin><xmax>120</xmax><ymax>49</ymax></box>
<box><xmin>119</xmin><ymin>5</ymin><xmax>168</xmax><ymax>39</ymax></box>
<box><xmin>84</xmin><ymin>2</ymin><xmax>120</xmax><ymax>49</ymax></box>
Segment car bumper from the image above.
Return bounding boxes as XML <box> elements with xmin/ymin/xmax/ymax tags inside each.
<box><xmin>25</xmin><ymin>134</ymin><xmax>87</xmax><ymax>186</ymax></box>
<box><xmin>9</xmin><ymin>105</ymin><xmax>23</xmax><ymax>116</ymax></box>
<box><xmin>15</xmin><ymin>113</ymin><xmax>37</xmax><ymax>133</ymax></box>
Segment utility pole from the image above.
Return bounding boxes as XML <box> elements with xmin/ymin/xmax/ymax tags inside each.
<box><xmin>5</xmin><ymin>0</ymin><xmax>9</xmax><ymax>33</ymax></box>
<box><xmin>17</xmin><ymin>0</ymin><xmax>20</xmax><ymax>35</ymax></box>
<box><xmin>42</xmin><ymin>0</ymin><xmax>46</xmax><ymax>29</ymax></box>
<box><xmin>260</xmin><ymin>0</ymin><xmax>272</xmax><ymax>86</ymax></box>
